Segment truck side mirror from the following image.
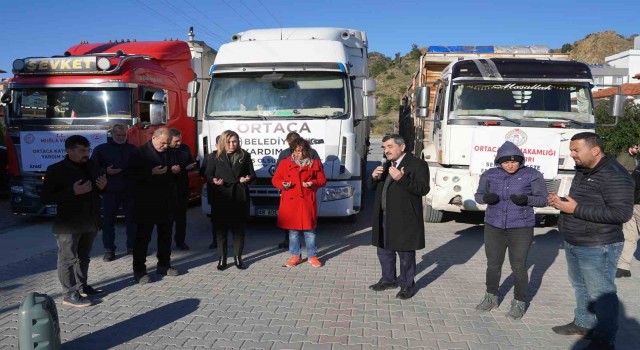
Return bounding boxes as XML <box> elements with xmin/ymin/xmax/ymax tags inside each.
<box><xmin>149</xmin><ymin>91</ymin><xmax>167</xmax><ymax>125</ymax></box>
<box><xmin>609</xmin><ymin>94</ymin><xmax>625</xmax><ymax>117</ymax></box>
<box><xmin>187</xmin><ymin>81</ymin><xmax>200</xmax><ymax>118</ymax></box>
<box><xmin>416</xmin><ymin>86</ymin><xmax>430</xmax><ymax>118</ymax></box>
<box><xmin>1</xmin><ymin>90</ymin><xmax>11</xmax><ymax>104</ymax></box>
<box><xmin>188</xmin><ymin>81</ymin><xmax>200</xmax><ymax>95</ymax></box>
<box><xmin>363</xmin><ymin>95</ymin><xmax>376</xmax><ymax>118</ymax></box>
<box><xmin>363</xmin><ymin>78</ymin><xmax>376</xmax><ymax>95</ymax></box>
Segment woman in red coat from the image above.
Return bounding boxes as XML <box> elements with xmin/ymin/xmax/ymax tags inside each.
<box><xmin>272</xmin><ymin>138</ymin><xmax>327</xmax><ymax>268</ymax></box>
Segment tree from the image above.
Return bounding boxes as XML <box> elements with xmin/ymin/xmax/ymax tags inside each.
<box><xmin>561</xmin><ymin>43</ymin><xmax>573</xmax><ymax>53</ymax></box>
<box><xmin>393</xmin><ymin>52</ymin><xmax>401</xmax><ymax>65</ymax></box>
<box><xmin>379</xmin><ymin>96</ymin><xmax>398</xmax><ymax>115</ymax></box>
<box><xmin>596</xmin><ymin>100</ymin><xmax>640</xmax><ymax>154</ymax></box>
<box><xmin>409</xmin><ymin>44</ymin><xmax>422</xmax><ymax>60</ymax></box>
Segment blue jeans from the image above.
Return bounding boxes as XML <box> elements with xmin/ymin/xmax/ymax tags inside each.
<box><xmin>289</xmin><ymin>230</ymin><xmax>317</xmax><ymax>258</ymax></box>
<box><xmin>565</xmin><ymin>241</ymin><xmax>623</xmax><ymax>342</ymax></box>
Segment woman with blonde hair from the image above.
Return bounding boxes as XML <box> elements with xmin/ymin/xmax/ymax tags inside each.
<box><xmin>205</xmin><ymin>130</ymin><xmax>255</xmax><ymax>270</ymax></box>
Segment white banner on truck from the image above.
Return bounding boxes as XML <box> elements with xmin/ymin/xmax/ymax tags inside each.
<box><xmin>215</xmin><ymin>120</ymin><xmax>328</xmax><ymax>177</ymax></box>
<box><xmin>470</xmin><ymin>128</ymin><xmax>560</xmax><ymax>179</ymax></box>
<box><xmin>20</xmin><ymin>130</ymin><xmax>108</xmax><ymax>171</ymax></box>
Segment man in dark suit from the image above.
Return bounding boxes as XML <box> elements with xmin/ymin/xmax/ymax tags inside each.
<box><xmin>128</xmin><ymin>127</ymin><xmax>180</xmax><ymax>284</ymax></box>
<box><xmin>168</xmin><ymin>128</ymin><xmax>197</xmax><ymax>251</ymax></box>
<box><xmin>368</xmin><ymin>134</ymin><xmax>430</xmax><ymax>300</ymax></box>
<box><xmin>42</xmin><ymin>135</ymin><xmax>108</xmax><ymax>307</ymax></box>
<box><xmin>90</xmin><ymin>123</ymin><xmax>136</xmax><ymax>261</ymax></box>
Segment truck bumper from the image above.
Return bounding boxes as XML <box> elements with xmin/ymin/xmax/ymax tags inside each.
<box><xmin>201</xmin><ymin>181</ymin><xmax>362</xmax><ymax>218</ymax></box>
<box><xmin>9</xmin><ymin>177</ymin><xmax>55</xmax><ymax>216</ymax></box>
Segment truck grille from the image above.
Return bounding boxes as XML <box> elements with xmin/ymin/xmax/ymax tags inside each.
<box><xmin>545</xmin><ymin>179</ymin><xmax>561</xmax><ymax>194</ymax></box>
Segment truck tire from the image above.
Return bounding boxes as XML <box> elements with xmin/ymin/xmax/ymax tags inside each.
<box><xmin>423</xmin><ymin>203</ymin><xmax>444</xmax><ymax>223</ymax></box>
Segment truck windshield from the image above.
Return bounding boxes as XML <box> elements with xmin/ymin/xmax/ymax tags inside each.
<box><xmin>8</xmin><ymin>89</ymin><xmax>133</xmax><ymax>122</ymax></box>
<box><xmin>450</xmin><ymin>83</ymin><xmax>593</xmax><ymax>123</ymax></box>
<box><xmin>205</xmin><ymin>72</ymin><xmax>348</xmax><ymax>119</ymax></box>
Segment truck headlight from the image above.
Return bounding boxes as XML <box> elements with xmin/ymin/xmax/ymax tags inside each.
<box><xmin>322</xmin><ymin>186</ymin><xmax>354</xmax><ymax>202</ymax></box>
<box><xmin>10</xmin><ymin>185</ymin><xmax>24</xmax><ymax>194</ymax></box>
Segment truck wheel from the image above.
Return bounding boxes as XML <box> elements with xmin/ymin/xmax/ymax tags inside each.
<box><xmin>423</xmin><ymin>204</ymin><xmax>444</xmax><ymax>223</ymax></box>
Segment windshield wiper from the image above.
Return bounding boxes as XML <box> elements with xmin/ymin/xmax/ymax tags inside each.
<box><xmin>459</xmin><ymin>114</ymin><xmax>520</xmax><ymax>125</ymax></box>
<box><xmin>539</xmin><ymin>117</ymin><xmax>585</xmax><ymax>127</ymax></box>
<box><xmin>210</xmin><ymin>115</ymin><xmax>267</xmax><ymax>120</ymax></box>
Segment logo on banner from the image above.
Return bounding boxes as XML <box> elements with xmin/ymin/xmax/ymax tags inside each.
<box><xmin>505</xmin><ymin>129</ymin><xmax>528</xmax><ymax>146</ymax></box>
<box><xmin>24</xmin><ymin>133</ymin><xmax>35</xmax><ymax>144</ymax></box>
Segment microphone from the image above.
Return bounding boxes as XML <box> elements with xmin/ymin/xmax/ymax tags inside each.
<box><xmin>381</xmin><ymin>157</ymin><xmax>387</xmax><ymax>167</ymax></box>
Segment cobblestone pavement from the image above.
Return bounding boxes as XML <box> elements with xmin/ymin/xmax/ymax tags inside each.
<box><xmin>0</xmin><ymin>164</ymin><xmax>639</xmax><ymax>349</ymax></box>
<box><xmin>0</xmin><ymin>196</ymin><xmax>49</xmax><ymax>234</ymax></box>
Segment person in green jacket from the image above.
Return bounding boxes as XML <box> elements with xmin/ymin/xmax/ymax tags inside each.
<box><xmin>615</xmin><ymin>144</ymin><xmax>638</xmax><ymax>173</ymax></box>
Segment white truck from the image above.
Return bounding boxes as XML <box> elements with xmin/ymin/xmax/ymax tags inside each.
<box><xmin>400</xmin><ymin>46</ymin><xmax>624</xmax><ymax>222</ymax></box>
<box><xmin>198</xmin><ymin>27</ymin><xmax>376</xmax><ymax>219</ymax></box>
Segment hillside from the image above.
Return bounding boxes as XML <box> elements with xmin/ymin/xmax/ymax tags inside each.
<box><xmin>370</xmin><ymin>31</ymin><xmax>638</xmax><ymax>134</ymax></box>
<box><xmin>568</xmin><ymin>31</ymin><xmax>635</xmax><ymax>64</ymax></box>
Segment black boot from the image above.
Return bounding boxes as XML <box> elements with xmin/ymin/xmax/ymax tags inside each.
<box><xmin>217</xmin><ymin>256</ymin><xmax>227</xmax><ymax>271</ymax></box>
<box><xmin>234</xmin><ymin>256</ymin><xmax>246</xmax><ymax>270</ymax></box>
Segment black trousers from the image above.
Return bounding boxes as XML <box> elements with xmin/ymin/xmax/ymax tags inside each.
<box><xmin>377</xmin><ymin>247</ymin><xmax>416</xmax><ymax>287</ymax></box>
<box><xmin>484</xmin><ymin>224</ymin><xmax>533</xmax><ymax>301</ymax></box>
<box><xmin>55</xmin><ymin>231</ymin><xmax>97</xmax><ymax>297</ymax></box>
<box><xmin>216</xmin><ymin>221</ymin><xmax>245</xmax><ymax>257</ymax></box>
<box><xmin>173</xmin><ymin>194</ymin><xmax>189</xmax><ymax>245</ymax></box>
<box><xmin>133</xmin><ymin>222</ymin><xmax>172</xmax><ymax>273</ymax></box>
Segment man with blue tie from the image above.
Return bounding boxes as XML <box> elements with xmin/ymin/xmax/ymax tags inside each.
<box><xmin>368</xmin><ymin>134</ymin><xmax>430</xmax><ymax>299</ymax></box>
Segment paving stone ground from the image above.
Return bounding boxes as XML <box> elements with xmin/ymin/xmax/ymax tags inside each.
<box><xmin>1</xmin><ymin>159</ymin><xmax>639</xmax><ymax>350</ymax></box>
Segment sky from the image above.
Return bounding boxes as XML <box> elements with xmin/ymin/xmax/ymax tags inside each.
<box><xmin>1</xmin><ymin>0</ymin><xmax>638</xmax><ymax>79</ymax></box>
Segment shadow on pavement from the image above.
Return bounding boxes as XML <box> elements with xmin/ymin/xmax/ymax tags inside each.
<box><xmin>568</xmin><ymin>298</ymin><xmax>640</xmax><ymax>349</ymax></box>
<box><xmin>63</xmin><ymin>298</ymin><xmax>200</xmax><ymax>349</ymax></box>
<box><xmin>415</xmin><ymin>225</ymin><xmax>484</xmax><ymax>289</ymax></box>
<box><xmin>498</xmin><ymin>229</ymin><xmax>561</xmax><ymax>303</ymax></box>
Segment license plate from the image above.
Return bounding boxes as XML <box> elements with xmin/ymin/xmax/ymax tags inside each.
<box><xmin>46</xmin><ymin>206</ymin><xmax>57</xmax><ymax>215</ymax></box>
<box><xmin>256</xmin><ymin>208</ymin><xmax>278</xmax><ymax>217</ymax></box>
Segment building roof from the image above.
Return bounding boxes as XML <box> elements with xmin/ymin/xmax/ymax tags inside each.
<box><xmin>592</xmin><ymin>83</ymin><xmax>640</xmax><ymax>99</ymax></box>
<box><xmin>589</xmin><ymin>66</ymin><xmax>628</xmax><ymax>76</ymax></box>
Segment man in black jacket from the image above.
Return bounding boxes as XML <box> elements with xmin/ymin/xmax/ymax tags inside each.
<box><xmin>128</xmin><ymin>128</ymin><xmax>180</xmax><ymax>284</ymax></box>
<box><xmin>42</xmin><ymin>135</ymin><xmax>108</xmax><ymax>307</ymax></box>
<box><xmin>168</xmin><ymin>128</ymin><xmax>197</xmax><ymax>250</ymax></box>
<box><xmin>549</xmin><ymin>132</ymin><xmax>633</xmax><ymax>350</ymax></box>
<box><xmin>368</xmin><ymin>134</ymin><xmax>430</xmax><ymax>300</ymax></box>
<box><xmin>91</xmin><ymin>123</ymin><xmax>136</xmax><ymax>261</ymax></box>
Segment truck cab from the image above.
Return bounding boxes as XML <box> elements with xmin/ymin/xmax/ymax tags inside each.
<box><xmin>200</xmin><ymin>27</ymin><xmax>376</xmax><ymax>219</ymax></box>
<box><xmin>3</xmin><ymin>35</ymin><xmax>215</xmax><ymax>215</ymax></box>
<box><xmin>402</xmin><ymin>56</ymin><xmax>599</xmax><ymax>222</ymax></box>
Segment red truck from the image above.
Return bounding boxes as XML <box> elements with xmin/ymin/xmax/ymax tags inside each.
<box><xmin>1</xmin><ymin>29</ymin><xmax>216</xmax><ymax>215</ymax></box>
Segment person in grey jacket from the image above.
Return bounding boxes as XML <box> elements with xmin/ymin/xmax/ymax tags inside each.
<box><xmin>549</xmin><ymin>132</ymin><xmax>633</xmax><ymax>350</ymax></box>
<box><xmin>474</xmin><ymin>141</ymin><xmax>548</xmax><ymax>319</ymax></box>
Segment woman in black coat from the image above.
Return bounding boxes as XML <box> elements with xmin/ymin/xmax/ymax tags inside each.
<box><xmin>205</xmin><ymin>130</ymin><xmax>255</xmax><ymax>270</ymax></box>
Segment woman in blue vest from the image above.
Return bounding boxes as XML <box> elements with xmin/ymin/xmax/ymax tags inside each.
<box><xmin>474</xmin><ymin>141</ymin><xmax>548</xmax><ymax>319</ymax></box>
